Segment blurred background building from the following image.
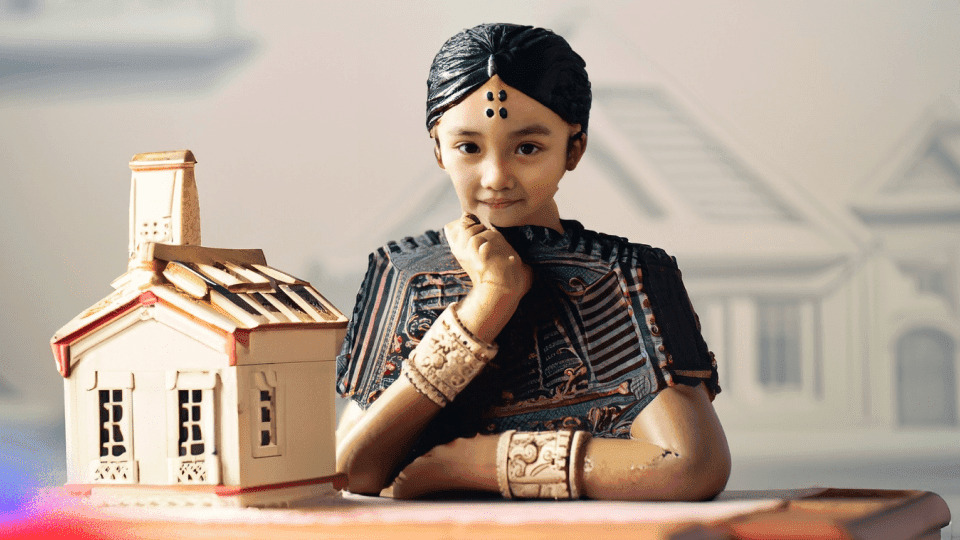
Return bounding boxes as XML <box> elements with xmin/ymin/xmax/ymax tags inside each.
<box><xmin>1</xmin><ymin>0</ymin><xmax>957</xmax><ymax>531</ymax></box>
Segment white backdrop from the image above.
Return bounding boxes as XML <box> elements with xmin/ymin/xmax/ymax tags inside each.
<box><xmin>0</xmin><ymin>0</ymin><xmax>958</xmax><ymax>509</ymax></box>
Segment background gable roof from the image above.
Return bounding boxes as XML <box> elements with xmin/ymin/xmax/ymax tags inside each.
<box><xmin>851</xmin><ymin>99</ymin><xmax>960</xmax><ymax>224</ymax></box>
<box><xmin>594</xmin><ymin>86</ymin><xmax>798</xmax><ymax>223</ymax></box>
<box><xmin>376</xmin><ymin>12</ymin><xmax>870</xmax><ymax>278</ymax></box>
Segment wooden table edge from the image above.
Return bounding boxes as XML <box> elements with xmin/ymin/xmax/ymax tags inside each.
<box><xmin>709</xmin><ymin>488</ymin><xmax>951</xmax><ymax>540</ymax></box>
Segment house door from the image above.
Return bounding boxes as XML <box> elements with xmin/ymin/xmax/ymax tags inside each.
<box><xmin>897</xmin><ymin>328</ymin><xmax>957</xmax><ymax>426</ymax></box>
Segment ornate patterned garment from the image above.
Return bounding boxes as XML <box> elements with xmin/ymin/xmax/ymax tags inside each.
<box><xmin>336</xmin><ymin>220</ymin><xmax>719</xmax><ymax>457</ymax></box>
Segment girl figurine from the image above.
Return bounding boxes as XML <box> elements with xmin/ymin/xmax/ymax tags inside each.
<box><xmin>335</xmin><ymin>23</ymin><xmax>729</xmax><ymax>500</ymax></box>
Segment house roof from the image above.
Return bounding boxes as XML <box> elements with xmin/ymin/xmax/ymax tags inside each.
<box><xmin>850</xmin><ymin>99</ymin><xmax>960</xmax><ymax>225</ymax></box>
<box><xmin>51</xmin><ymin>242</ymin><xmax>347</xmax><ymax>377</ymax></box>
<box><xmin>592</xmin><ymin>86</ymin><xmax>796</xmax><ymax>222</ymax></box>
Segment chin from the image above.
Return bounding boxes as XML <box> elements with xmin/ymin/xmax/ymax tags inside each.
<box><xmin>472</xmin><ymin>211</ymin><xmax>507</xmax><ymax>229</ymax></box>
<box><xmin>487</xmin><ymin>217</ymin><xmax>520</xmax><ymax>228</ymax></box>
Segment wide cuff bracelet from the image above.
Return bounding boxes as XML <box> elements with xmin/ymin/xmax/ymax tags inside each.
<box><xmin>497</xmin><ymin>429</ymin><xmax>592</xmax><ymax>500</ymax></box>
<box><xmin>403</xmin><ymin>302</ymin><xmax>497</xmax><ymax>407</ymax></box>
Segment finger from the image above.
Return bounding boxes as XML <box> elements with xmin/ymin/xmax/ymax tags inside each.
<box><xmin>464</xmin><ymin>222</ymin><xmax>487</xmax><ymax>236</ymax></box>
<box><xmin>476</xmin><ymin>214</ymin><xmax>495</xmax><ymax>230</ymax></box>
<box><xmin>445</xmin><ymin>223</ymin><xmax>479</xmax><ymax>248</ymax></box>
<box><xmin>477</xmin><ymin>239</ymin><xmax>491</xmax><ymax>259</ymax></box>
<box><xmin>461</xmin><ymin>214</ymin><xmax>488</xmax><ymax>237</ymax></box>
<box><xmin>477</xmin><ymin>238</ymin><xmax>514</xmax><ymax>261</ymax></box>
<box><xmin>468</xmin><ymin>232</ymin><xmax>489</xmax><ymax>252</ymax></box>
<box><xmin>448</xmin><ymin>217</ymin><xmax>485</xmax><ymax>236</ymax></box>
<box><xmin>443</xmin><ymin>221</ymin><xmax>459</xmax><ymax>242</ymax></box>
<box><xmin>474</xmin><ymin>229</ymin><xmax>506</xmax><ymax>248</ymax></box>
<box><xmin>459</xmin><ymin>213</ymin><xmax>486</xmax><ymax>232</ymax></box>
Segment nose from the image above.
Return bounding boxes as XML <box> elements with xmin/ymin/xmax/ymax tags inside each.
<box><xmin>480</xmin><ymin>154</ymin><xmax>515</xmax><ymax>191</ymax></box>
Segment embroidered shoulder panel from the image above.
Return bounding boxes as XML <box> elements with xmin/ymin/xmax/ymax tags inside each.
<box><xmin>335</xmin><ymin>221</ymin><xmax>720</xmax><ymax>449</ymax></box>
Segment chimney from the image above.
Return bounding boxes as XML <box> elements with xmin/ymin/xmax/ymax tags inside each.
<box><xmin>128</xmin><ymin>150</ymin><xmax>201</xmax><ymax>262</ymax></box>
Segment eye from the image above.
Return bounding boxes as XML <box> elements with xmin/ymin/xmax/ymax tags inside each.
<box><xmin>457</xmin><ymin>142</ymin><xmax>480</xmax><ymax>154</ymax></box>
<box><xmin>517</xmin><ymin>143</ymin><xmax>540</xmax><ymax>156</ymax></box>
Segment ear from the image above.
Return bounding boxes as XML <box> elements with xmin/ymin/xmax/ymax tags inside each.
<box><xmin>431</xmin><ymin>126</ymin><xmax>445</xmax><ymax>169</ymax></box>
<box><xmin>566</xmin><ymin>132</ymin><xmax>587</xmax><ymax>171</ymax></box>
<box><xmin>434</xmin><ymin>143</ymin><xmax>445</xmax><ymax>169</ymax></box>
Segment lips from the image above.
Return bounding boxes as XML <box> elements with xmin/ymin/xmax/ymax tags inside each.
<box><xmin>480</xmin><ymin>198</ymin><xmax>520</xmax><ymax>209</ymax></box>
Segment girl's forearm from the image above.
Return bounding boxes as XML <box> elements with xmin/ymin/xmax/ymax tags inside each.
<box><xmin>391</xmin><ymin>432</ymin><xmax>726</xmax><ymax>501</ymax></box>
<box><xmin>455</xmin><ymin>282</ymin><xmax>524</xmax><ymax>343</ymax></box>
<box><xmin>579</xmin><ymin>437</ymin><xmax>725</xmax><ymax>501</ymax></box>
<box><xmin>391</xmin><ymin>385</ymin><xmax>730</xmax><ymax>501</ymax></box>
<box><xmin>336</xmin><ymin>376</ymin><xmax>441</xmax><ymax>494</ymax></box>
<box><xmin>336</xmin><ymin>284</ymin><xmax>522</xmax><ymax>494</ymax></box>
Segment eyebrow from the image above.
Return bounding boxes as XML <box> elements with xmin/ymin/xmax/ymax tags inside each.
<box><xmin>512</xmin><ymin>124</ymin><xmax>552</xmax><ymax>137</ymax></box>
<box><xmin>449</xmin><ymin>124</ymin><xmax>553</xmax><ymax>138</ymax></box>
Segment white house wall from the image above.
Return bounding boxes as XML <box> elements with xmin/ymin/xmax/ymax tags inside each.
<box><xmin>808</xmin><ymin>253</ymin><xmax>958</xmax><ymax>430</ymax></box>
<box><xmin>234</xmin><ymin>361</ymin><xmax>336</xmax><ymax>487</ymax></box>
<box><xmin>233</xmin><ymin>327</ymin><xmax>346</xmax><ymax>366</ymax></box>
<box><xmin>690</xmin><ymin>243</ymin><xmax>960</xmax><ymax>431</ymax></box>
<box><xmin>819</xmin><ymin>283</ymin><xmax>860</xmax><ymax>426</ymax></box>
<box><xmin>873</xmin><ymin>255</ymin><xmax>960</xmax><ymax>427</ymax></box>
<box><xmin>63</xmin><ymin>375</ymin><xmax>80</xmax><ymax>485</ymax></box>
<box><xmin>703</xmin><ymin>263</ymin><xmax>880</xmax><ymax>430</ymax></box>
<box><xmin>67</xmin><ymin>319</ymin><xmax>229</xmax><ymax>485</ymax></box>
<box><xmin>862</xmin><ymin>256</ymin><xmax>889</xmax><ymax>427</ymax></box>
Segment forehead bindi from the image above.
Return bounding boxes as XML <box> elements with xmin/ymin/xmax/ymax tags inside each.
<box><xmin>439</xmin><ymin>79</ymin><xmax>567</xmax><ymax>137</ymax></box>
<box><xmin>483</xmin><ymin>87</ymin><xmax>510</xmax><ymax>119</ymax></box>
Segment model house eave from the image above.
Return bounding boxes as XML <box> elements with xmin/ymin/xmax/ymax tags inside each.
<box><xmin>52</xmin><ymin>241</ymin><xmax>348</xmax><ymax>379</ymax></box>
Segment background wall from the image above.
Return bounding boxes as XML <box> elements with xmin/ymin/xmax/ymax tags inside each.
<box><xmin>1</xmin><ymin>0</ymin><xmax>958</xmax><ymax>524</ymax></box>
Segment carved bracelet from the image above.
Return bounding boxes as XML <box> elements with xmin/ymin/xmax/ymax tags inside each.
<box><xmin>403</xmin><ymin>302</ymin><xmax>498</xmax><ymax>407</ymax></box>
<box><xmin>496</xmin><ymin>429</ymin><xmax>592</xmax><ymax>499</ymax></box>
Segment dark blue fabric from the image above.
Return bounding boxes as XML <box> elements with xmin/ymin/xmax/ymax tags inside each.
<box><xmin>336</xmin><ymin>220</ymin><xmax>719</xmax><ymax>457</ymax></box>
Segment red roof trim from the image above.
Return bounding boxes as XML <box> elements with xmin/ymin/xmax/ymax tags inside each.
<box><xmin>52</xmin><ymin>290</ymin><xmax>235</xmax><ymax>378</ymax></box>
<box><xmin>235</xmin><ymin>329</ymin><xmax>252</xmax><ymax>348</ymax></box>
<box><xmin>52</xmin><ymin>343</ymin><xmax>71</xmax><ymax>378</ymax></box>
<box><xmin>227</xmin><ymin>328</ymin><xmax>252</xmax><ymax>366</ymax></box>
<box><xmin>53</xmin><ymin>289</ymin><xmax>339</xmax><ymax>377</ymax></box>
<box><xmin>51</xmin><ymin>296</ymin><xmax>145</xmax><ymax>378</ymax></box>
<box><xmin>52</xmin><ymin>297</ymin><xmax>142</xmax><ymax>348</ymax></box>
<box><xmin>226</xmin><ymin>334</ymin><xmax>236</xmax><ymax>366</ymax></box>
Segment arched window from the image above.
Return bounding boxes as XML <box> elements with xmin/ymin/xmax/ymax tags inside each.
<box><xmin>897</xmin><ymin>328</ymin><xmax>957</xmax><ymax>426</ymax></box>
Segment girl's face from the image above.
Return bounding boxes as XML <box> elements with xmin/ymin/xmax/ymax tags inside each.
<box><xmin>433</xmin><ymin>75</ymin><xmax>585</xmax><ymax>232</ymax></box>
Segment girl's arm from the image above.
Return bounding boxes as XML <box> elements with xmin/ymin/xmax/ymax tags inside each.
<box><xmin>336</xmin><ymin>215</ymin><xmax>532</xmax><ymax>494</ymax></box>
<box><xmin>387</xmin><ymin>382</ymin><xmax>730</xmax><ymax>501</ymax></box>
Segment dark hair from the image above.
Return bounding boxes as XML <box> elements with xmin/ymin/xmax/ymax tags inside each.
<box><xmin>426</xmin><ymin>23</ymin><xmax>591</xmax><ymax>133</ymax></box>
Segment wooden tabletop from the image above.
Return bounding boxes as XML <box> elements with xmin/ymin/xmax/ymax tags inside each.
<box><xmin>2</xmin><ymin>487</ymin><xmax>951</xmax><ymax>540</ymax></box>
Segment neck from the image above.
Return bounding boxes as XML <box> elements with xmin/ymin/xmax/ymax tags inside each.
<box><xmin>520</xmin><ymin>200</ymin><xmax>564</xmax><ymax>233</ymax></box>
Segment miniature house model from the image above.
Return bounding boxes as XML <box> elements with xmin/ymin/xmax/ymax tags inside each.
<box><xmin>51</xmin><ymin>150</ymin><xmax>347</xmax><ymax>507</ymax></box>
